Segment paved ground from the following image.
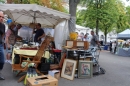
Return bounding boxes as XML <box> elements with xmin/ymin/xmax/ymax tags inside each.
<box><xmin>1</xmin><ymin>51</ymin><xmax>130</xmax><ymax>86</ymax></box>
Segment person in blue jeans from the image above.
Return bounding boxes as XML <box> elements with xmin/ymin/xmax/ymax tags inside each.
<box><xmin>0</xmin><ymin>11</ymin><xmax>5</xmax><ymax>80</ymax></box>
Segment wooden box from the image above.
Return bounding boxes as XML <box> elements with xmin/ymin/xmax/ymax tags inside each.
<box><xmin>66</xmin><ymin>40</ymin><xmax>89</xmax><ymax>50</ymax></box>
<box><xmin>26</xmin><ymin>75</ymin><xmax>58</xmax><ymax>86</ymax></box>
<box><xmin>48</xmin><ymin>70</ymin><xmax>60</xmax><ymax>80</ymax></box>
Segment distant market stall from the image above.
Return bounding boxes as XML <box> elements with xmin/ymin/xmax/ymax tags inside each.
<box><xmin>117</xmin><ymin>29</ymin><xmax>130</xmax><ymax>57</ymax></box>
<box><xmin>117</xmin><ymin>29</ymin><xmax>130</xmax><ymax>39</ymax></box>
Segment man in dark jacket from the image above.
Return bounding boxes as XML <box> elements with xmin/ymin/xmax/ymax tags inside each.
<box><xmin>0</xmin><ymin>11</ymin><xmax>5</xmax><ymax>80</ymax></box>
<box><xmin>34</xmin><ymin>23</ymin><xmax>45</xmax><ymax>43</ymax></box>
<box><xmin>109</xmin><ymin>41</ymin><xmax>112</xmax><ymax>52</ymax></box>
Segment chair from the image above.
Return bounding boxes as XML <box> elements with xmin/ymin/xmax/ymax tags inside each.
<box><xmin>50</xmin><ymin>53</ymin><xmax>66</xmax><ymax>70</ymax></box>
<box><xmin>12</xmin><ymin>36</ymin><xmax>53</xmax><ymax>82</ymax></box>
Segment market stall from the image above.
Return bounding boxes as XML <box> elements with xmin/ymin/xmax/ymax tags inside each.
<box><xmin>116</xmin><ymin>29</ymin><xmax>130</xmax><ymax>57</ymax></box>
<box><xmin>0</xmin><ymin>4</ymin><xmax>105</xmax><ymax>82</ymax></box>
<box><xmin>117</xmin><ymin>29</ymin><xmax>130</xmax><ymax>39</ymax></box>
<box><xmin>0</xmin><ymin>4</ymin><xmax>70</xmax><ymax>49</ymax></box>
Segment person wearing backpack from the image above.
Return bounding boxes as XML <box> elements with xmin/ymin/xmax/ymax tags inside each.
<box><xmin>5</xmin><ymin>23</ymin><xmax>16</xmax><ymax>64</ymax></box>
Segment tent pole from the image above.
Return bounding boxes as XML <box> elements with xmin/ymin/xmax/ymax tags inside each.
<box><xmin>32</xmin><ymin>12</ymin><xmax>36</xmax><ymax>42</ymax></box>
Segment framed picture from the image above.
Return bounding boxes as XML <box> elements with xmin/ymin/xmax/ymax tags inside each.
<box><xmin>78</xmin><ymin>61</ymin><xmax>93</xmax><ymax>78</ymax></box>
<box><xmin>61</xmin><ymin>59</ymin><xmax>77</xmax><ymax>80</ymax></box>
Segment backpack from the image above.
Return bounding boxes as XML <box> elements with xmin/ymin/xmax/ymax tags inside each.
<box><xmin>8</xmin><ymin>29</ymin><xmax>16</xmax><ymax>45</ymax></box>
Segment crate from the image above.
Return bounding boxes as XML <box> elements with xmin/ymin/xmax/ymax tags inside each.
<box><xmin>26</xmin><ymin>75</ymin><xmax>58</xmax><ymax>86</ymax></box>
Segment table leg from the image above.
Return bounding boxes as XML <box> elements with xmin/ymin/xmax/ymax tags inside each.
<box><xmin>18</xmin><ymin>74</ymin><xmax>26</xmax><ymax>83</ymax></box>
<box><xmin>77</xmin><ymin>51</ymin><xmax>80</xmax><ymax>78</ymax></box>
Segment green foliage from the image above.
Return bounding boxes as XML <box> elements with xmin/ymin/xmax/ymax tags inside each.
<box><xmin>126</xmin><ymin>6</ymin><xmax>130</xmax><ymax>28</ymax></box>
<box><xmin>115</xmin><ymin>0</ymin><xmax>128</xmax><ymax>33</ymax></box>
<box><xmin>77</xmin><ymin>0</ymin><xmax>128</xmax><ymax>43</ymax></box>
<box><xmin>77</xmin><ymin>0</ymin><xmax>129</xmax><ymax>32</ymax></box>
<box><xmin>0</xmin><ymin>0</ymin><xmax>5</xmax><ymax>3</ymax></box>
<box><xmin>13</xmin><ymin>0</ymin><xmax>67</xmax><ymax>13</ymax></box>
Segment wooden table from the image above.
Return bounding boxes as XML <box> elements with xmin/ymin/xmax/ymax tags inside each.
<box><xmin>12</xmin><ymin>48</ymin><xmax>51</xmax><ymax>64</ymax></box>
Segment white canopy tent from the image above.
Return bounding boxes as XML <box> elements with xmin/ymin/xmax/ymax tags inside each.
<box><xmin>117</xmin><ymin>29</ymin><xmax>130</xmax><ymax>39</ymax></box>
<box><xmin>76</xmin><ymin>25</ymin><xmax>90</xmax><ymax>31</ymax></box>
<box><xmin>0</xmin><ymin>4</ymin><xmax>70</xmax><ymax>49</ymax></box>
<box><xmin>75</xmin><ymin>25</ymin><xmax>118</xmax><ymax>42</ymax></box>
<box><xmin>75</xmin><ymin>25</ymin><xmax>90</xmax><ymax>35</ymax></box>
<box><xmin>0</xmin><ymin>4</ymin><xmax>70</xmax><ymax>27</ymax></box>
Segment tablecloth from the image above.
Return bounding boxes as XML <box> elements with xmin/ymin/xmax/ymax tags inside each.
<box><xmin>12</xmin><ymin>48</ymin><xmax>51</xmax><ymax>64</ymax></box>
<box><xmin>117</xmin><ymin>48</ymin><xmax>130</xmax><ymax>57</ymax></box>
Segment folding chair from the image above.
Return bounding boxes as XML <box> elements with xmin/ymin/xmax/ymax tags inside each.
<box><xmin>12</xmin><ymin>36</ymin><xmax>53</xmax><ymax>82</ymax></box>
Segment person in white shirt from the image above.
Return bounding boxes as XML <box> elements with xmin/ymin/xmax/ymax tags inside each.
<box><xmin>84</xmin><ymin>33</ymin><xmax>89</xmax><ymax>41</ymax></box>
<box><xmin>78</xmin><ymin>32</ymin><xmax>84</xmax><ymax>41</ymax></box>
<box><xmin>112</xmin><ymin>41</ymin><xmax>116</xmax><ymax>53</ymax></box>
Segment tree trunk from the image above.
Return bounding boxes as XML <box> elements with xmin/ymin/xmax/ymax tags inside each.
<box><xmin>7</xmin><ymin>0</ymin><xmax>12</xmax><ymax>3</ymax></box>
<box><xmin>104</xmin><ymin>28</ymin><xmax>107</xmax><ymax>44</ymax></box>
<box><xmin>69</xmin><ymin>0</ymin><xmax>80</xmax><ymax>33</ymax></box>
<box><xmin>96</xmin><ymin>18</ymin><xmax>99</xmax><ymax>36</ymax></box>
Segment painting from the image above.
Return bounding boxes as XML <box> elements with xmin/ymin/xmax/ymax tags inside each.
<box><xmin>78</xmin><ymin>61</ymin><xmax>93</xmax><ymax>78</ymax></box>
<box><xmin>61</xmin><ymin>59</ymin><xmax>77</xmax><ymax>80</ymax></box>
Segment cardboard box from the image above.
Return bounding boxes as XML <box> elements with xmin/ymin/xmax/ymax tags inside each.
<box><xmin>48</xmin><ymin>70</ymin><xmax>60</xmax><ymax>80</ymax></box>
<box><xmin>26</xmin><ymin>75</ymin><xmax>58</xmax><ymax>86</ymax></box>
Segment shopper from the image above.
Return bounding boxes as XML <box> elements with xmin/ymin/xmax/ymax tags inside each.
<box><xmin>109</xmin><ymin>41</ymin><xmax>112</xmax><ymax>52</ymax></box>
<box><xmin>5</xmin><ymin>23</ymin><xmax>16</xmax><ymax>64</ymax></box>
<box><xmin>0</xmin><ymin>11</ymin><xmax>5</xmax><ymax>80</ymax></box>
<box><xmin>13</xmin><ymin>24</ymin><xmax>22</xmax><ymax>36</ymax></box>
<box><xmin>84</xmin><ymin>33</ymin><xmax>89</xmax><ymax>41</ymax></box>
<box><xmin>90</xmin><ymin>31</ymin><xmax>100</xmax><ymax>47</ymax></box>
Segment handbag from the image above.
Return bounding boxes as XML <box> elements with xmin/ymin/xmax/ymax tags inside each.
<box><xmin>4</xmin><ymin>43</ymin><xmax>6</xmax><ymax>49</ymax></box>
<box><xmin>37</xmin><ymin>58</ymin><xmax>50</xmax><ymax>74</ymax></box>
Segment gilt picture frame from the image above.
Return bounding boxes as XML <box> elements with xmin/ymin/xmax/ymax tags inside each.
<box><xmin>61</xmin><ymin>59</ymin><xmax>77</xmax><ymax>80</ymax></box>
<box><xmin>78</xmin><ymin>60</ymin><xmax>93</xmax><ymax>78</ymax></box>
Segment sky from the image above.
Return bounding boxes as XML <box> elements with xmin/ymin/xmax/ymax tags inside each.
<box><xmin>122</xmin><ymin>0</ymin><xmax>130</xmax><ymax>6</ymax></box>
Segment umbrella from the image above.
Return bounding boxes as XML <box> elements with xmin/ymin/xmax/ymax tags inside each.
<box><xmin>0</xmin><ymin>4</ymin><xmax>70</xmax><ymax>27</ymax></box>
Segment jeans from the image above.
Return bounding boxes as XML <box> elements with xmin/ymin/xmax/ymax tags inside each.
<box><xmin>0</xmin><ymin>44</ymin><xmax>5</xmax><ymax>70</ymax></box>
<box><xmin>5</xmin><ymin>44</ymin><xmax>13</xmax><ymax>53</ymax></box>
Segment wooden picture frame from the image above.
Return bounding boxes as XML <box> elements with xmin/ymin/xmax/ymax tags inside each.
<box><xmin>66</xmin><ymin>40</ymin><xmax>74</xmax><ymax>48</ymax></box>
<box><xmin>61</xmin><ymin>59</ymin><xmax>77</xmax><ymax>80</ymax></box>
<box><xmin>59</xmin><ymin>53</ymin><xmax>66</xmax><ymax>68</ymax></box>
<box><xmin>78</xmin><ymin>60</ymin><xmax>93</xmax><ymax>78</ymax></box>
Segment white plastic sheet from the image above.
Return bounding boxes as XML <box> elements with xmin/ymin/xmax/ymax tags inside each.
<box><xmin>54</xmin><ymin>20</ymin><xmax>69</xmax><ymax>50</ymax></box>
<box><xmin>18</xmin><ymin>26</ymin><xmax>33</xmax><ymax>41</ymax></box>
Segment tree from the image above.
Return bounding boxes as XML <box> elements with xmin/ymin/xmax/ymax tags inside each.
<box><xmin>41</xmin><ymin>0</ymin><xmax>67</xmax><ymax>12</ymax></box>
<box><xmin>99</xmin><ymin>0</ymin><xmax>119</xmax><ymax>43</ymax></box>
<box><xmin>11</xmin><ymin>0</ymin><xmax>67</xmax><ymax>12</ymax></box>
<box><xmin>77</xmin><ymin>0</ymin><xmax>125</xmax><ymax>43</ymax></box>
<box><xmin>0</xmin><ymin>0</ymin><xmax>6</xmax><ymax>3</ymax></box>
<box><xmin>116</xmin><ymin>0</ymin><xmax>128</xmax><ymax>33</ymax></box>
<box><xmin>125</xmin><ymin>6</ymin><xmax>130</xmax><ymax>28</ymax></box>
<box><xmin>69</xmin><ymin>0</ymin><xmax>80</xmax><ymax>33</ymax></box>
<box><xmin>79</xmin><ymin>0</ymin><xmax>106</xmax><ymax>35</ymax></box>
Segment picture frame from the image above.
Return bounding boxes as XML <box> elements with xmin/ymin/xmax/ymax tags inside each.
<box><xmin>78</xmin><ymin>60</ymin><xmax>93</xmax><ymax>78</ymax></box>
<box><xmin>61</xmin><ymin>59</ymin><xmax>77</xmax><ymax>80</ymax></box>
